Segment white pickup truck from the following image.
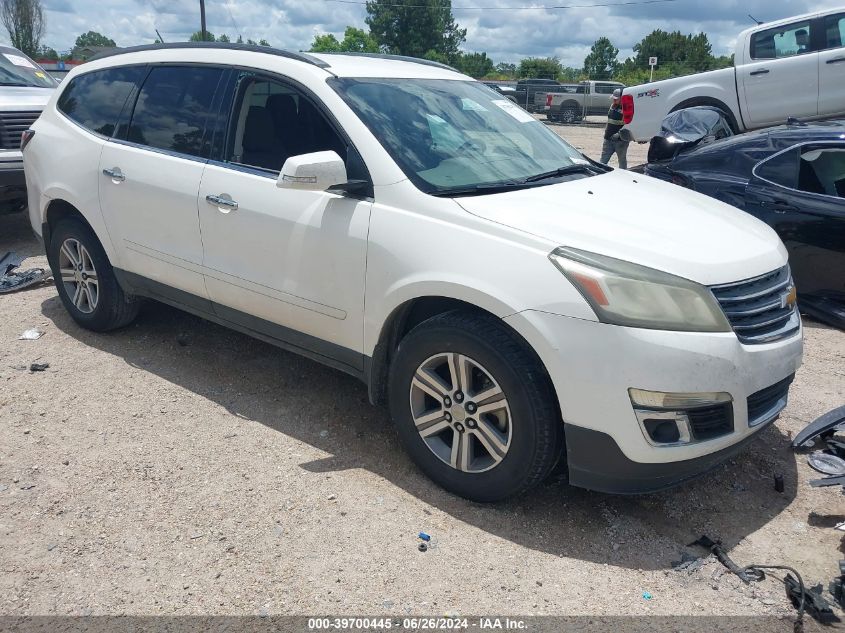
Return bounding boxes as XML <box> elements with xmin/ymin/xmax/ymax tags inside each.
<box><xmin>622</xmin><ymin>7</ymin><xmax>845</xmax><ymax>141</ymax></box>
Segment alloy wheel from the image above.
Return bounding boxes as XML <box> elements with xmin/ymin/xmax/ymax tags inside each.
<box><xmin>409</xmin><ymin>352</ymin><xmax>512</xmax><ymax>473</ymax></box>
<box><xmin>59</xmin><ymin>238</ymin><xmax>99</xmax><ymax>314</ymax></box>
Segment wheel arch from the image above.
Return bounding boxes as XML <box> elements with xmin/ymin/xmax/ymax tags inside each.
<box><xmin>366</xmin><ymin>294</ymin><xmax>558</xmax><ymax>413</ymax></box>
<box><xmin>42</xmin><ymin>197</ymin><xmax>118</xmax><ymax>268</ymax></box>
<box><xmin>670</xmin><ymin>97</ymin><xmax>740</xmax><ymax>133</ymax></box>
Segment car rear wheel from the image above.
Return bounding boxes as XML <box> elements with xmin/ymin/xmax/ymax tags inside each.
<box><xmin>49</xmin><ymin>217</ymin><xmax>140</xmax><ymax>332</ymax></box>
<box><xmin>388</xmin><ymin>311</ymin><xmax>563</xmax><ymax>502</ymax></box>
<box><xmin>559</xmin><ymin>105</ymin><xmax>579</xmax><ymax>124</ymax></box>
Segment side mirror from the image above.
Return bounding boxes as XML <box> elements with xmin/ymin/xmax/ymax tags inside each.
<box><xmin>277</xmin><ymin>151</ymin><xmax>347</xmax><ymax>191</ymax></box>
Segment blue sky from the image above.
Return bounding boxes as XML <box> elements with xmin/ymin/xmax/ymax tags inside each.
<box><xmin>32</xmin><ymin>1</ymin><xmax>845</xmax><ymax>67</ymax></box>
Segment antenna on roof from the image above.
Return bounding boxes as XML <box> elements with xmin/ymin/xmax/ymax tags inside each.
<box><xmin>155</xmin><ymin>29</ymin><xmax>165</xmax><ymax>43</ymax></box>
<box><xmin>747</xmin><ymin>14</ymin><xmax>763</xmax><ymax>25</ymax></box>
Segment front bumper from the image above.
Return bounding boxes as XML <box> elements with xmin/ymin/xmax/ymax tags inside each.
<box><xmin>0</xmin><ymin>159</ymin><xmax>27</xmax><ymax>210</ymax></box>
<box><xmin>503</xmin><ymin>310</ymin><xmax>803</xmax><ymax>493</ymax></box>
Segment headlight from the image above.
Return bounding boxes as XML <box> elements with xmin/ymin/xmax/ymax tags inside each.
<box><xmin>549</xmin><ymin>246</ymin><xmax>731</xmax><ymax>332</ymax></box>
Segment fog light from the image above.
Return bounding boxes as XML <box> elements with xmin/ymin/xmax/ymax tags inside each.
<box><xmin>634</xmin><ymin>410</ymin><xmax>692</xmax><ymax>446</ymax></box>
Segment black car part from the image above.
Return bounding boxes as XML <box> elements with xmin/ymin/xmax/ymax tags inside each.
<box><xmin>689</xmin><ymin>535</ymin><xmax>840</xmax><ymax>630</ymax></box>
<box><xmin>792</xmin><ymin>405</ymin><xmax>845</xmax><ymax>449</ymax></box>
<box><xmin>0</xmin><ymin>251</ymin><xmax>51</xmax><ymax>294</ymax></box>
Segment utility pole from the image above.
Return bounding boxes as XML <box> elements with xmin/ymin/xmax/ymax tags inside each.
<box><xmin>200</xmin><ymin>0</ymin><xmax>207</xmax><ymax>41</ymax></box>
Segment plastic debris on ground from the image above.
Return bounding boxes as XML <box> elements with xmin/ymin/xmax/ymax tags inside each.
<box><xmin>418</xmin><ymin>532</ymin><xmax>431</xmax><ymax>542</ymax></box>
<box><xmin>19</xmin><ymin>328</ymin><xmax>45</xmax><ymax>340</ymax></box>
<box><xmin>0</xmin><ymin>251</ymin><xmax>51</xmax><ymax>294</ymax></box>
<box><xmin>29</xmin><ymin>362</ymin><xmax>49</xmax><ymax>372</ymax></box>
<box><xmin>792</xmin><ymin>406</ymin><xmax>845</xmax><ymax>491</ymax></box>
<box><xmin>807</xmin><ymin>452</ymin><xmax>845</xmax><ymax>476</ymax></box>
<box><xmin>641</xmin><ymin>591</ymin><xmax>652</xmax><ymax>600</ymax></box>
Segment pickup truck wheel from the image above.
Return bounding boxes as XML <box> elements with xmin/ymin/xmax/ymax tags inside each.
<box><xmin>49</xmin><ymin>217</ymin><xmax>140</xmax><ymax>332</ymax></box>
<box><xmin>559</xmin><ymin>105</ymin><xmax>579</xmax><ymax>124</ymax></box>
<box><xmin>388</xmin><ymin>311</ymin><xmax>563</xmax><ymax>502</ymax></box>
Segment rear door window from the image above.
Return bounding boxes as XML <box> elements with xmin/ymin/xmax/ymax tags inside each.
<box><xmin>751</xmin><ymin>21</ymin><xmax>813</xmax><ymax>59</ymax></box>
<box><xmin>57</xmin><ymin>66</ymin><xmax>146</xmax><ymax>137</ymax></box>
<box><xmin>126</xmin><ymin>65</ymin><xmax>225</xmax><ymax>158</ymax></box>
<box><xmin>823</xmin><ymin>13</ymin><xmax>845</xmax><ymax>49</ymax></box>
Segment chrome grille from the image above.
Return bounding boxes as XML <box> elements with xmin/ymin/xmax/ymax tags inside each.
<box><xmin>709</xmin><ymin>266</ymin><xmax>800</xmax><ymax>344</ymax></box>
<box><xmin>0</xmin><ymin>111</ymin><xmax>40</xmax><ymax>150</ymax></box>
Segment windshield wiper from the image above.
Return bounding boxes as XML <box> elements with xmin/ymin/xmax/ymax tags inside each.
<box><xmin>0</xmin><ymin>81</ymin><xmax>32</xmax><ymax>87</ymax></box>
<box><xmin>522</xmin><ymin>163</ymin><xmax>603</xmax><ymax>183</ymax></box>
<box><xmin>429</xmin><ymin>181</ymin><xmax>535</xmax><ymax>197</ymax></box>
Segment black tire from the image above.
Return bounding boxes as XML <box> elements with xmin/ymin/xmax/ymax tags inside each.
<box><xmin>559</xmin><ymin>105</ymin><xmax>579</xmax><ymax>124</ymax></box>
<box><xmin>388</xmin><ymin>310</ymin><xmax>563</xmax><ymax>502</ymax></box>
<box><xmin>49</xmin><ymin>217</ymin><xmax>140</xmax><ymax>332</ymax></box>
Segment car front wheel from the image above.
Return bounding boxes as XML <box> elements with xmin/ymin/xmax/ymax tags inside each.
<box><xmin>388</xmin><ymin>311</ymin><xmax>563</xmax><ymax>502</ymax></box>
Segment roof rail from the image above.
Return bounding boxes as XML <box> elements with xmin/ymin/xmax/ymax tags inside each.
<box><xmin>87</xmin><ymin>42</ymin><xmax>330</xmax><ymax>68</ymax></box>
<box><xmin>315</xmin><ymin>52</ymin><xmax>460</xmax><ymax>73</ymax></box>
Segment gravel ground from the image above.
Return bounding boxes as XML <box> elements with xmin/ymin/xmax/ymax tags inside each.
<box><xmin>1</xmin><ymin>123</ymin><xmax>843</xmax><ymax>625</ymax></box>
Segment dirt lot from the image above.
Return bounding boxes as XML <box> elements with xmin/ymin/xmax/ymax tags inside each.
<box><xmin>1</xmin><ymin>123</ymin><xmax>843</xmax><ymax>626</ymax></box>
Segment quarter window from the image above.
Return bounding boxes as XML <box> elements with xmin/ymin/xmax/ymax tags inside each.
<box><xmin>127</xmin><ymin>66</ymin><xmax>224</xmax><ymax>158</ymax></box>
<box><xmin>57</xmin><ymin>66</ymin><xmax>146</xmax><ymax>137</ymax></box>
<box><xmin>798</xmin><ymin>146</ymin><xmax>845</xmax><ymax>198</ymax></box>
<box><xmin>750</xmin><ymin>21</ymin><xmax>813</xmax><ymax>59</ymax></box>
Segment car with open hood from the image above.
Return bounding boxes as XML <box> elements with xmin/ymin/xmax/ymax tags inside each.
<box><xmin>643</xmin><ymin>109</ymin><xmax>845</xmax><ymax>330</ymax></box>
<box><xmin>23</xmin><ymin>43</ymin><xmax>803</xmax><ymax>500</ymax></box>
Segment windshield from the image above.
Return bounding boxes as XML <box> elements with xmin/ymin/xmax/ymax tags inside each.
<box><xmin>0</xmin><ymin>50</ymin><xmax>55</xmax><ymax>88</ymax></box>
<box><xmin>330</xmin><ymin>78</ymin><xmax>591</xmax><ymax>195</ymax></box>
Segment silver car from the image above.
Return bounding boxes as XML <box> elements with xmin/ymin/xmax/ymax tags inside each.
<box><xmin>0</xmin><ymin>45</ymin><xmax>55</xmax><ymax>214</ymax></box>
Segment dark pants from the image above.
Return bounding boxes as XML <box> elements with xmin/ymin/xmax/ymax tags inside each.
<box><xmin>600</xmin><ymin>137</ymin><xmax>629</xmax><ymax>169</ymax></box>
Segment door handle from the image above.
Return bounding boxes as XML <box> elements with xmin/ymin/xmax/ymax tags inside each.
<box><xmin>826</xmin><ymin>56</ymin><xmax>845</xmax><ymax>64</ymax></box>
<box><xmin>762</xmin><ymin>199</ymin><xmax>797</xmax><ymax>213</ymax></box>
<box><xmin>102</xmin><ymin>167</ymin><xmax>125</xmax><ymax>182</ymax></box>
<box><xmin>206</xmin><ymin>194</ymin><xmax>238</xmax><ymax>212</ymax></box>
<box><xmin>749</xmin><ymin>69</ymin><xmax>770</xmax><ymax>76</ymax></box>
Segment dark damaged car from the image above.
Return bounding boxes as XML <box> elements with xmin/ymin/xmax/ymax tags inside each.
<box><xmin>642</xmin><ymin>109</ymin><xmax>845</xmax><ymax>329</ymax></box>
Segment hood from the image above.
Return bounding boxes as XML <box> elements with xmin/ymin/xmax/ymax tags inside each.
<box><xmin>0</xmin><ymin>86</ymin><xmax>54</xmax><ymax>110</ymax></box>
<box><xmin>455</xmin><ymin>170</ymin><xmax>787</xmax><ymax>286</ymax></box>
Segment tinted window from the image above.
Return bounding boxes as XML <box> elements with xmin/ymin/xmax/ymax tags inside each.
<box><xmin>595</xmin><ymin>84</ymin><xmax>619</xmax><ymax>94</ymax></box>
<box><xmin>751</xmin><ymin>21</ymin><xmax>813</xmax><ymax>59</ymax></box>
<box><xmin>127</xmin><ymin>66</ymin><xmax>224</xmax><ymax>158</ymax></box>
<box><xmin>798</xmin><ymin>146</ymin><xmax>845</xmax><ymax>198</ymax></box>
<box><xmin>222</xmin><ymin>73</ymin><xmax>346</xmax><ymax>173</ymax></box>
<box><xmin>824</xmin><ymin>14</ymin><xmax>845</xmax><ymax>49</ymax></box>
<box><xmin>57</xmin><ymin>66</ymin><xmax>145</xmax><ymax>137</ymax></box>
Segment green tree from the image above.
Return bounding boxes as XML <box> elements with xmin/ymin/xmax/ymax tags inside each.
<box><xmin>258</xmin><ymin>38</ymin><xmax>270</xmax><ymax>47</ymax></box>
<box><xmin>310</xmin><ymin>33</ymin><xmax>341</xmax><ymax>52</ymax></box>
<box><xmin>189</xmin><ymin>30</ymin><xmax>215</xmax><ymax>42</ymax></box>
<box><xmin>366</xmin><ymin>0</ymin><xmax>465</xmax><ymax>61</ymax></box>
<box><xmin>36</xmin><ymin>43</ymin><xmax>57</xmax><ymax>59</ymax></box>
<box><xmin>517</xmin><ymin>57</ymin><xmax>563</xmax><ymax>79</ymax></box>
<box><xmin>218</xmin><ymin>33</ymin><xmax>230</xmax><ymax>43</ymax></box>
<box><xmin>0</xmin><ymin>0</ymin><xmax>44</xmax><ymax>57</ymax></box>
<box><xmin>310</xmin><ymin>26</ymin><xmax>380</xmax><ymax>54</ymax></box>
<box><xmin>338</xmin><ymin>27</ymin><xmax>377</xmax><ymax>53</ymax></box>
<box><xmin>632</xmin><ymin>29</ymin><xmax>713</xmax><ymax>75</ymax></box>
<box><xmin>74</xmin><ymin>30</ymin><xmax>115</xmax><ymax>48</ymax></box>
<box><xmin>453</xmin><ymin>51</ymin><xmax>494</xmax><ymax>78</ymax></box>
<box><xmin>583</xmin><ymin>36</ymin><xmax>619</xmax><ymax>80</ymax></box>
<box><xmin>495</xmin><ymin>62</ymin><xmax>516</xmax><ymax>78</ymax></box>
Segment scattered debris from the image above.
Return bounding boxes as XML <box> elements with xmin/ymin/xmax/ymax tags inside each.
<box><xmin>831</xmin><ymin>561</ymin><xmax>845</xmax><ymax>610</ymax></box>
<box><xmin>774</xmin><ymin>474</ymin><xmax>785</xmax><ymax>493</ymax></box>
<box><xmin>190</xmin><ymin>532</ymin><xmax>204</xmax><ymax>540</ymax></box>
<box><xmin>792</xmin><ymin>405</ymin><xmax>845</xmax><ymax>449</ymax></box>
<box><xmin>19</xmin><ymin>328</ymin><xmax>44</xmax><ymax>340</ymax></box>
<box><xmin>671</xmin><ymin>552</ymin><xmax>707</xmax><ymax>574</ymax></box>
<box><xmin>1</xmin><ymin>252</ymin><xmax>51</xmax><ymax>294</ymax></box>
<box><xmin>641</xmin><ymin>591</ymin><xmax>652</xmax><ymax>600</ymax></box>
<box><xmin>327</xmin><ymin>494</ymin><xmax>337</xmax><ymax>501</ymax></box>
<box><xmin>29</xmin><ymin>363</ymin><xmax>49</xmax><ymax>372</ymax></box>
<box><xmin>807</xmin><ymin>452</ymin><xmax>845</xmax><ymax>476</ymax></box>
<box><xmin>418</xmin><ymin>532</ymin><xmax>431</xmax><ymax>542</ymax></box>
<box><xmin>784</xmin><ymin>576</ymin><xmax>835</xmax><ymax>624</ymax></box>
<box><xmin>836</xmin><ymin>522</ymin><xmax>845</xmax><ymax>533</ymax></box>
<box><xmin>19</xmin><ymin>483</ymin><xmax>35</xmax><ymax>490</ymax></box>
<box><xmin>418</xmin><ymin>542</ymin><xmax>428</xmax><ymax>552</ymax></box>
<box><xmin>690</xmin><ymin>535</ymin><xmax>841</xmax><ymax>628</ymax></box>
<box><xmin>809</xmin><ymin>474</ymin><xmax>845</xmax><ymax>488</ymax></box>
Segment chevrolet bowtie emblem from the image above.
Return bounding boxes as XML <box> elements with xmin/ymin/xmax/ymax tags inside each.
<box><xmin>781</xmin><ymin>285</ymin><xmax>797</xmax><ymax>309</ymax></box>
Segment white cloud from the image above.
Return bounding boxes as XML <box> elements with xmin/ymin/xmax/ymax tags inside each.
<box><xmin>22</xmin><ymin>0</ymin><xmax>843</xmax><ymax>68</ymax></box>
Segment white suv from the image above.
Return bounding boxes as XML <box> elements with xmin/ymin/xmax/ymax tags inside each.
<box><xmin>23</xmin><ymin>44</ymin><xmax>803</xmax><ymax>501</ymax></box>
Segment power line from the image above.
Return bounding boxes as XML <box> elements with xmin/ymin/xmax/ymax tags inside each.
<box><xmin>323</xmin><ymin>0</ymin><xmax>680</xmax><ymax>10</ymax></box>
<box><xmin>222</xmin><ymin>0</ymin><xmax>242</xmax><ymax>39</ymax></box>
